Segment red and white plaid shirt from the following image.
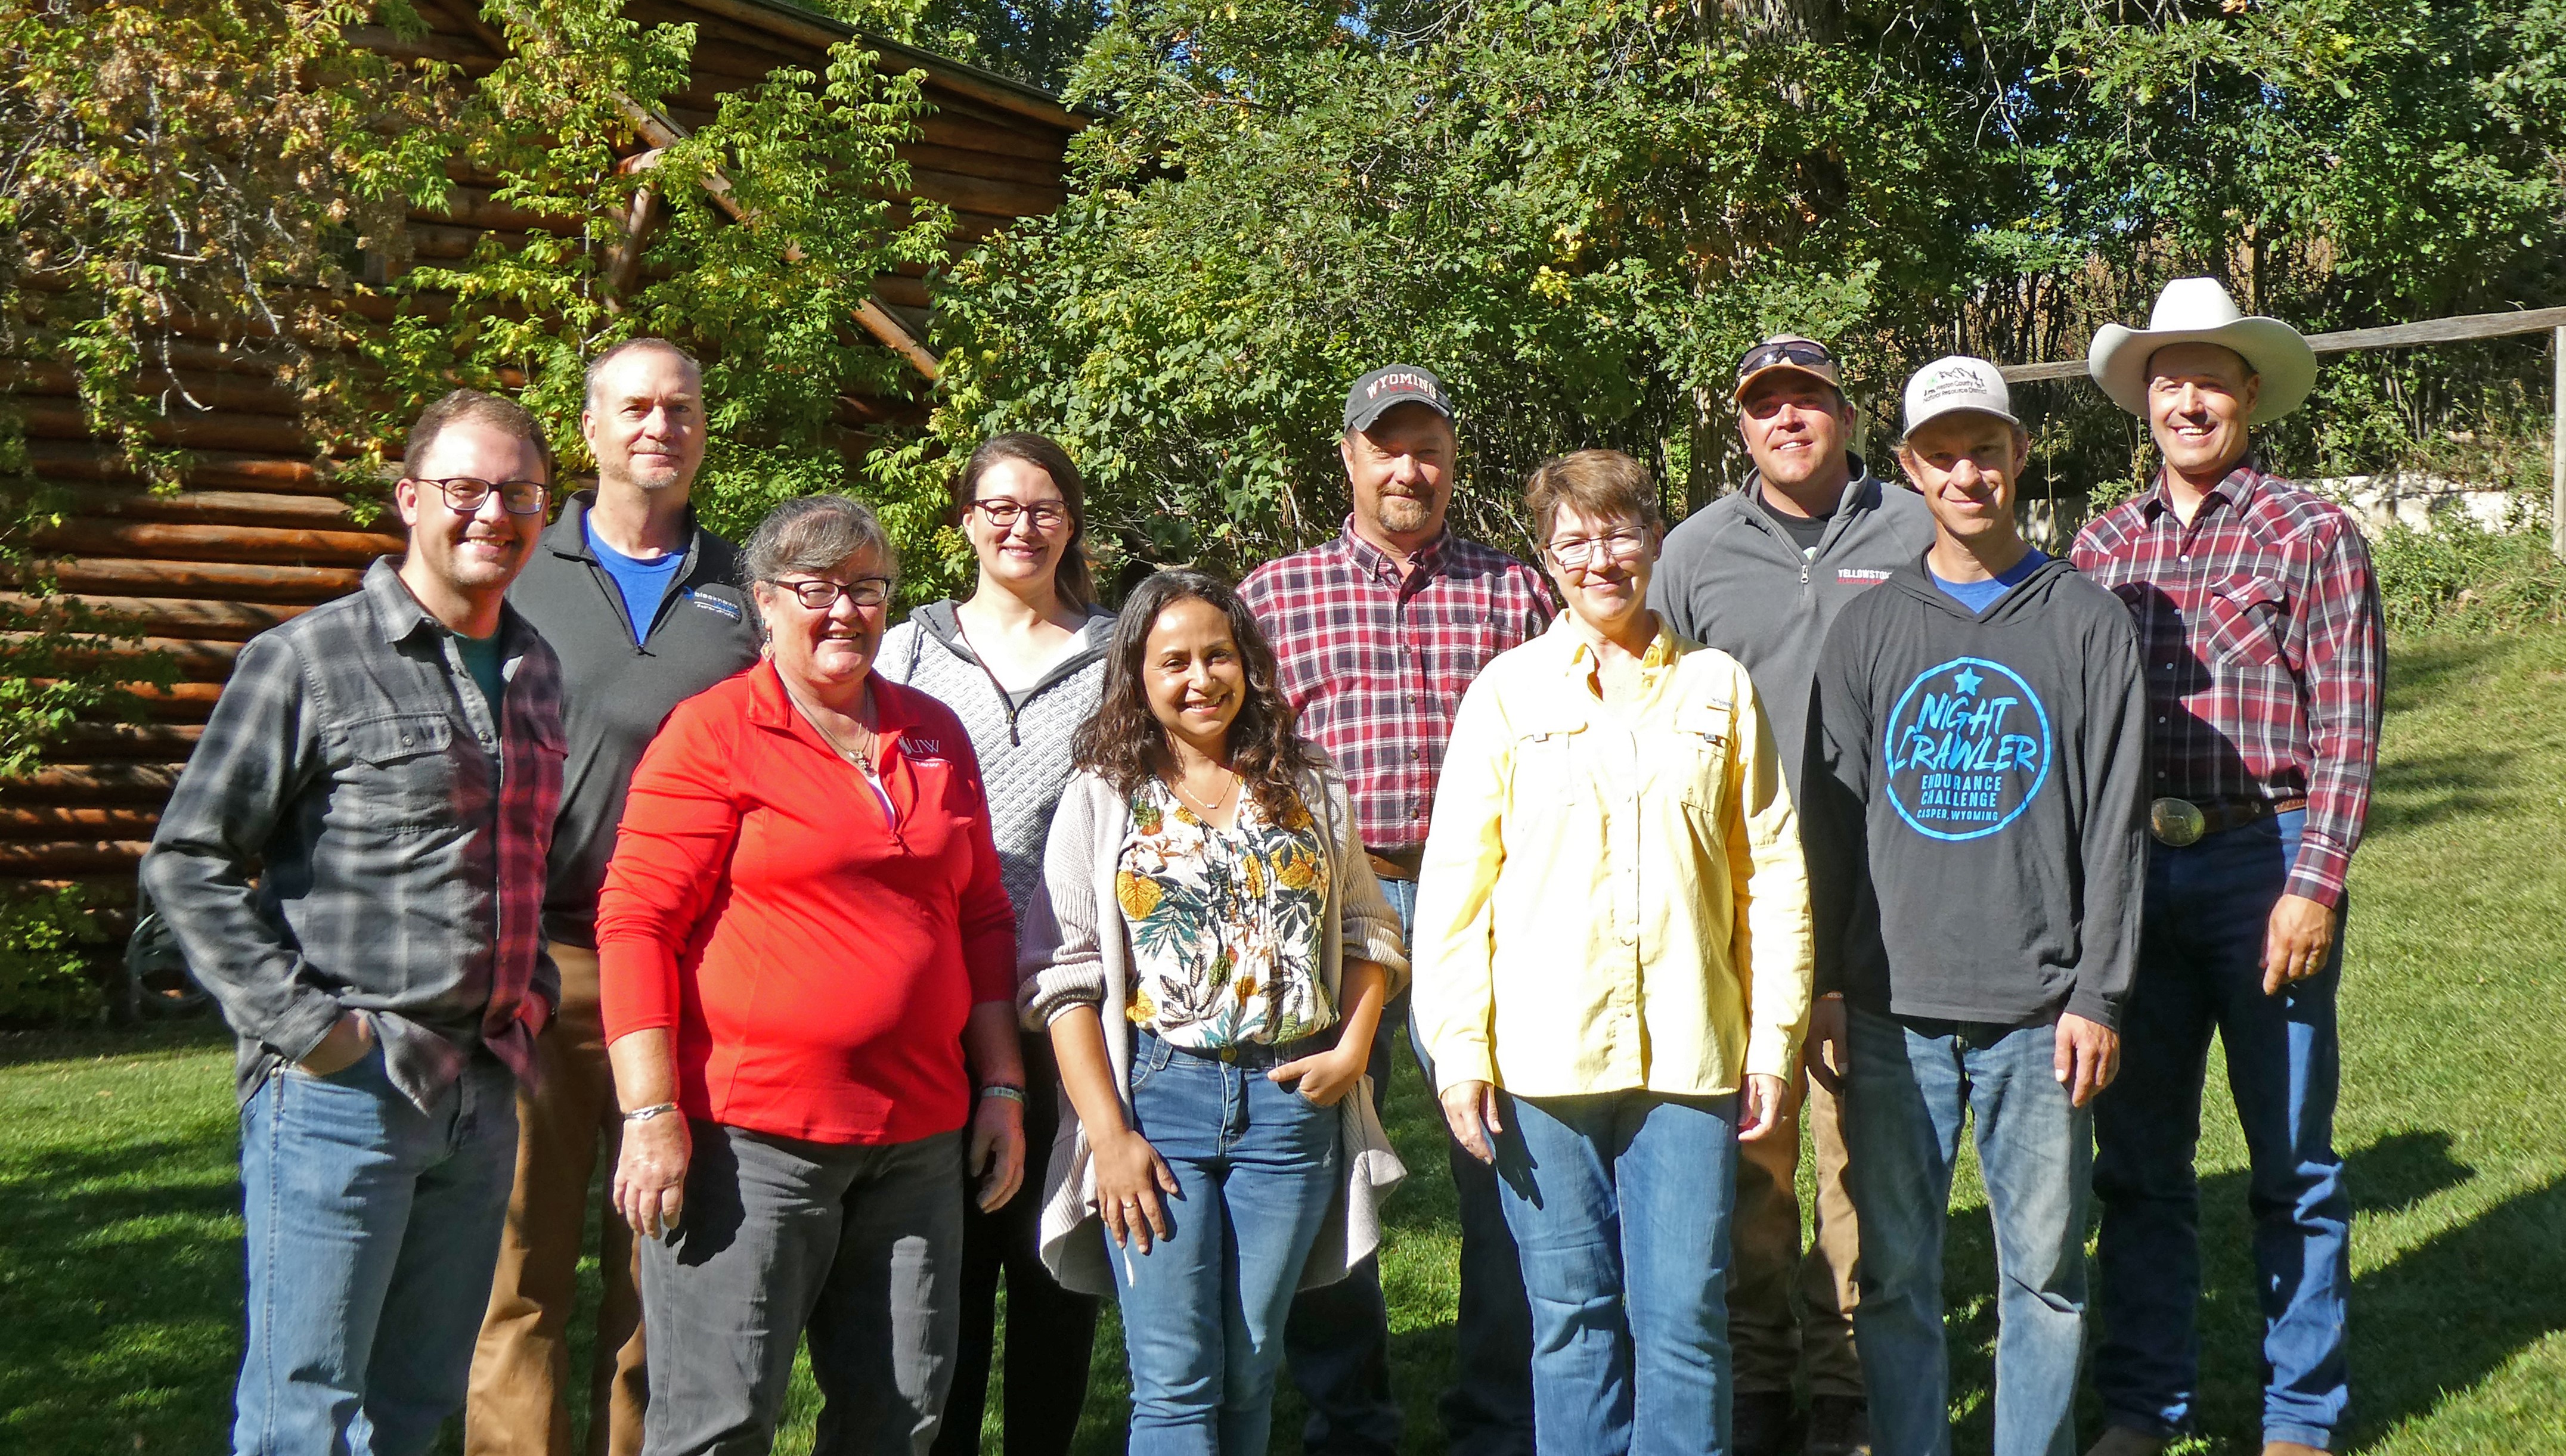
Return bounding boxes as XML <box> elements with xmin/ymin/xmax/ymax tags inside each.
<box><xmin>1240</xmin><ymin>517</ymin><xmax>1555</xmax><ymax>855</ymax></box>
<box><xmin>2071</xmin><ymin>464</ymin><xmax>2384</xmax><ymax>906</ymax></box>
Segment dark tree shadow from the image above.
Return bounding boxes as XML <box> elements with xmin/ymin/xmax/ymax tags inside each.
<box><xmin>0</xmin><ymin>1133</ymin><xmax>244</xmax><ymax>1448</ymax></box>
<box><xmin>1932</xmin><ymin>1128</ymin><xmax>2512</xmax><ymax>1452</ymax></box>
<box><xmin>2362</xmin><ymin>749</ymin><xmax>2522</xmax><ymax>837</ymax></box>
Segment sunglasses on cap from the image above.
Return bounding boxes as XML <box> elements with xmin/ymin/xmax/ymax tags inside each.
<box><xmin>1734</xmin><ymin>339</ymin><xmax>1836</xmax><ymax>381</ymax></box>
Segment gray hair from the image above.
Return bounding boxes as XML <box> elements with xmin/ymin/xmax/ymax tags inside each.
<box><xmin>743</xmin><ymin>494</ymin><xmax>898</xmax><ymax>588</ymax></box>
<box><xmin>584</xmin><ymin>337</ymin><xmax>701</xmax><ymax>413</ymax></box>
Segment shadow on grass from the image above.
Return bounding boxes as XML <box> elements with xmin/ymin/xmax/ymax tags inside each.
<box><xmin>2364</xmin><ymin>748</ymin><xmax>2523</xmax><ymax>838</ymax></box>
<box><xmin>2381</xmin><ymin>635</ymin><xmax>2520</xmax><ymax>716</ymax></box>
<box><xmin>0</xmin><ymin>1016</ymin><xmax>231</xmax><ymax>1070</ymax></box>
<box><xmin>1933</xmin><ymin>1129</ymin><xmax>2554</xmax><ymax>1453</ymax></box>
<box><xmin>0</xmin><ymin>1131</ymin><xmax>244</xmax><ymax>1448</ymax></box>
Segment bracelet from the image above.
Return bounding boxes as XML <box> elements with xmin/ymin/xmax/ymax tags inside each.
<box><xmin>977</xmin><ymin>1084</ymin><xmax>1028</xmax><ymax>1106</ymax></box>
<box><xmin>624</xmin><ymin>1101</ymin><xmax>681</xmax><ymax>1123</ymax></box>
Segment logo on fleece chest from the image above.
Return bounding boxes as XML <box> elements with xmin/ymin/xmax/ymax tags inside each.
<box><xmin>1880</xmin><ymin>656</ymin><xmax>2052</xmax><ymax>841</ymax></box>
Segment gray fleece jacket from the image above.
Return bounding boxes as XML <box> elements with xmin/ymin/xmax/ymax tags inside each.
<box><xmin>878</xmin><ymin>600</ymin><xmax>1117</xmax><ymax>941</ymax></box>
<box><xmin>1650</xmin><ymin>458</ymin><xmax>1936</xmax><ymax>800</ymax></box>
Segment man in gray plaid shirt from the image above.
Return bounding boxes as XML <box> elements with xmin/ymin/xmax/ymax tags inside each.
<box><xmin>143</xmin><ymin>389</ymin><xmax>568</xmax><ymax>1456</ymax></box>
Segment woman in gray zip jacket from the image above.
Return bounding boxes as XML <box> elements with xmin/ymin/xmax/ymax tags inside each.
<box><xmin>878</xmin><ymin>433</ymin><xmax>1116</xmax><ymax>1456</ymax></box>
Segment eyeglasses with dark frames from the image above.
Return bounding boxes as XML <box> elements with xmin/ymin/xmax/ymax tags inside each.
<box><xmin>767</xmin><ymin>576</ymin><xmax>892</xmax><ymax>610</ymax></box>
<box><xmin>414</xmin><ymin>476</ymin><xmax>550</xmax><ymax>516</ymax></box>
<box><xmin>1546</xmin><ymin>528</ymin><xmax>1651</xmax><ymax>570</ymax></box>
<box><xmin>967</xmin><ymin>498</ymin><xmax>1071</xmax><ymax>532</ymax></box>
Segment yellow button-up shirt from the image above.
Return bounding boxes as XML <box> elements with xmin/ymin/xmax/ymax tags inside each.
<box><xmin>1411</xmin><ymin>615</ymin><xmax>1813</xmax><ymax>1098</ymax></box>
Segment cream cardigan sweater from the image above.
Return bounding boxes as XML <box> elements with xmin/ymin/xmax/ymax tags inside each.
<box><xmin>1017</xmin><ymin>762</ymin><xmax>1410</xmax><ymax>1298</ymax></box>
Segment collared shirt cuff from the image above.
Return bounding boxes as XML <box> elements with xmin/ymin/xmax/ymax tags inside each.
<box><xmin>1743</xmin><ymin>1028</ymin><xmax>1800</xmax><ymax>1082</ymax></box>
<box><xmin>2285</xmin><ymin>840</ymin><xmax>2352</xmax><ymax>909</ymax></box>
<box><xmin>1433</xmin><ymin>1040</ymin><xmax>1496</xmax><ymax>1088</ymax></box>
<box><xmin>270</xmin><ymin>991</ymin><xmax>349</xmax><ymax>1065</ymax></box>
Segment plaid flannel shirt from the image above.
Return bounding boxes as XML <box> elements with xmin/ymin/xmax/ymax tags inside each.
<box><xmin>143</xmin><ymin>559</ymin><xmax>567</xmax><ymax>1108</ymax></box>
<box><xmin>2071</xmin><ymin>464</ymin><xmax>2384</xmax><ymax>906</ymax></box>
<box><xmin>1239</xmin><ymin>517</ymin><xmax>1555</xmax><ymax>855</ymax></box>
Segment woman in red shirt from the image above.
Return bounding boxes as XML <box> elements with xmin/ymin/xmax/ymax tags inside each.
<box><xmin>598</xmin><ymin>493</ymin><xmax>1026</xmax><ymax>1456</ymax></box>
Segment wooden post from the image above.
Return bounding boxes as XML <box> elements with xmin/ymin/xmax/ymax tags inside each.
<box><xmin>2552</xmin><ymin>325</ymin><xmax>2565</xmax><ymax>560</ymax></box>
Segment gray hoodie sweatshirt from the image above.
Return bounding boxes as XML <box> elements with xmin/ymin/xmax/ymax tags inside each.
<box><xmin>1803</xmin><ymin>553</ymin><xmax>2149</xmax><ymax>1029</ymax></box>
<box><xmin>878</xmin><ymin>600</ymin><xmax>1116</xmax><ymax>940</ymax></box>
<box><xmin>1650</xmin><ymin>457</ymin><xmax>1936</xmax><ymax>800</ymax></box>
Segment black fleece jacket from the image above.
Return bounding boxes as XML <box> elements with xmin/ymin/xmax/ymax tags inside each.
<box><xmin>1804</xmin><ymin>552</ymin><xmax>2148</xmax><ymax>1029</ymax></box>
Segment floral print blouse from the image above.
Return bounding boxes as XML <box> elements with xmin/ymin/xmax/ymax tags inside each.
<box><xmin>1114</xmin><ymin>780</ymin><xmax>1334</xmax><ymax>1049</ymax></box>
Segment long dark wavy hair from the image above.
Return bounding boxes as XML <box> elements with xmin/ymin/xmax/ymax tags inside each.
<box><xmin>1072</xmin><ymin>570</ymin><xmax>1324</xmax><ymax>821</ymax></box>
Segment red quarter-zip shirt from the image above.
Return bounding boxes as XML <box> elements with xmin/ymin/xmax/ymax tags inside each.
<box><xmin>597</xmin><ymin>660</ymin><xmax>1015</xmax><ymax>1144</ymax></box>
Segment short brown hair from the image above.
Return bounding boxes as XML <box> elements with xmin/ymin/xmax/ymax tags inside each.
<box><xmin>1522</xmin><ymin>448</ymin><xmax>1662</xmax><ymax>543</ymax></box>
<box><xmin>952</xmin><ymin>432</ymin><xmax>1096</xmax><ymax>610</ymax></box>
<box><xmin>743</xmin><ymin>493</ymin><xmax>897</xmax><ymax>589</ymax></box>
<box><xmin>401</xmin><ymin>389</ymin><xmax>553</xmax><ymax>483</ymax></box>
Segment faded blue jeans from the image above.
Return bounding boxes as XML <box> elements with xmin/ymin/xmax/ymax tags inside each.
<box><xmin>233</xmin><ymin>1039</ymin><xmax>519</xmax><ymax>1456</ymax></box>
<box><xmin>2093</xmin><ymin>809</ymin><xmax>2351</xmax><ymax>1450</ymax></box>
<box><xmin>1841</xmin><ymin>1010</ymin><xmax>2090</xmax><ymax>1456</ymax></box>
<box><xmin>1113</xmin><ymin>1028</ymin><xmax>1343</xmax><ymax>1456</ymax></box>
<box><xmin>1492</xmin><ymin>1089</ymin><xmax>1741</xmax><ymax>1456</ymax></box>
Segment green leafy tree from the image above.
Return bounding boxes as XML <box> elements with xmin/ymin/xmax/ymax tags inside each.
<box><xmin>887</xmin><ymin>0</ymin><xmax>1987</xmax><ymax>588</ymax></box>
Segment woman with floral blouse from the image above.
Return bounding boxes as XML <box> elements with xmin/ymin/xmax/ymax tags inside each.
<box><xmin>1018</xmin><ymin>569</ymin><xmax>1409</xmax><ymax>1456</ymax></box>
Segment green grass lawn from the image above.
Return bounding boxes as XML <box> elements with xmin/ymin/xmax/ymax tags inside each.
<box><xmin>5</xmin><ymin>627</ymin><xmax>2562</xmax><ymax>1454</ymax></box>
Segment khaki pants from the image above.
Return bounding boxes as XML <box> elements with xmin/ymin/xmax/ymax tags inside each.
<box><xmin>466</xmin><ymin>943</ymin><xmax>647</xmax><ymax>1456</ymax></box>
<box><xmin>1727</xmin><ymin>1069</ymin><xmax>1864</xmax><ymax>1398</ymax></box>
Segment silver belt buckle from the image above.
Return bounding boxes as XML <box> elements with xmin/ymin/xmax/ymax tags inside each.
<box><xmin>2150</xmin><ymin>796</ymin><xmax>2206</xmax><ymax>847</ymax></box>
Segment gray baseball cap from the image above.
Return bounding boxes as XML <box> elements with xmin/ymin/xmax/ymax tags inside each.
<box><xmin>1901</xmin><ymin>355</ymin><xmax>2021</xmax><ymax>434</ymax></box>
<box><xmin>1343</xmin><ymin>365</ymin><xmax>1455</xmax><ymax>434</ymax></box>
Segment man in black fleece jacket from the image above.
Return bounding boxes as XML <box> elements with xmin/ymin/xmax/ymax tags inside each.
<box><xmin>1803</xmin><ymin>357</ymin><xmax>2148</xmax><ymax>1456</ymax></box>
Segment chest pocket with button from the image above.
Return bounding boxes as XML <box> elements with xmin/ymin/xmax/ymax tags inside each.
<box><xmin>1507</xmin><ymin>720</ymin><xmax>1589</xmax><ymax>814</ymax></box>
<box><xmin>340</xmin><ymin>713</ymin><xmax>458</xmax><ymax>833</ymax></box>
<box><xmin>1668</xmin><ymin>698</ymin><xmax>1736</xmax><ymax>820</ymax></box>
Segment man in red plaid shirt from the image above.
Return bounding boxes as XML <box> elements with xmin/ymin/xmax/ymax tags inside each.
<box><xmin>2072</xmin><ymin>280</ymin><xmax>2384</xmax><ymax>1456</ymax></box>
<box><xmin>1240</xmin><ymin>364</ymin><xmax>1553</xmax><ymax>1456</ymax></box>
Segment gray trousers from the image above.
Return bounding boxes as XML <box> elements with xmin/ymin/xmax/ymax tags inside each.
<box><xmin>639</xmin><ymin>1122</ymin><xmax>965</xmax><ymax>1456</ymax></box>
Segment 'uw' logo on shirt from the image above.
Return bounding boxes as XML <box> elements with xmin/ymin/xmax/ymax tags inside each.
<box><xmin>1881</xmin><ymin>656</ymin><xmax>2051</xmax><ymax>842</ymax></box>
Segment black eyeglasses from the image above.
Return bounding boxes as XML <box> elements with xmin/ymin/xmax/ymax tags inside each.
<box><xmin>767</xmin><ymin>576</ymin><xmax>892</xmax><ymax>610</ymax></box>
<box><xmin>414</xmin><ymin>476</ymin><xmax>550</xmax><ymax>516</ymax></box>
<box><xmin>968</xmin><ymin>498</ymin><xmax>1071</xmax><ymax>531</ymax></box>
<box><xmin>1734</xmin><ymin>340</ymin><xmax>1836</xmax><ymax>380</ymax></box>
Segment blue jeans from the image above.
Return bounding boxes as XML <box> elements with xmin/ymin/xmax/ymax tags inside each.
<box><xmin>2094</xmin><ymin>809</ymin><xmax>2350</xmax><ymax>1449</ymax></box>
<box><xmin>1114</xmin><ymin>1029</ymin><xmax>1343</xmax><ymax>1456</ymax></box>
<box><xmin>1841</xmin><ymin>1010</ymin><xmax>2089</xmax><ymax>1456</ymax></box>
<box><xmin>233</xmin><ymin>1041</ymin><xmax>519</xmax><ymax>1456</ymax></box>
<box><xmin>1493</xmin><ymin>1089</ymin><xmax>1741</xmax><ymax>1456</ymax></box>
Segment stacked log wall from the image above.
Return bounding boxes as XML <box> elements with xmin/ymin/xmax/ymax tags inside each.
<box><xmin>0</xmin><ymin>0</ymin><xmax>1081</xmax><ymax>930</ymax></box>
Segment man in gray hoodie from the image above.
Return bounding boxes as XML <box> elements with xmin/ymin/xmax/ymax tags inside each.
<box><xmin>1805</xmin><ymin>358</ymin><xmax>2147</xmax><ymax>1456</ymax></box>
<box><xmin>1650</xmin><ymin>334</ymin><xmax>1933</xmax><ymax>1456</ymax></box>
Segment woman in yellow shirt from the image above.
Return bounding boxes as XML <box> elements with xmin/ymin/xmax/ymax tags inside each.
<box><xmin>1411</xmin><ymin>448</ymin><xmax>1815</xmax><ymax>1456</ymax></box>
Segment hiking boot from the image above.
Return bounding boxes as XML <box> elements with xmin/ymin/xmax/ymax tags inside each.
<box><xmin>1805</xmin><ymin>1394</ymin><xmax>1871</xmax><ymax>1456</ymax></box>
<box><xmin>2085</xmin><ymin>1429</ymin><xmax>2168</xmax><ymax>1456</ymax></box>
<box><xmin>1733</xmin><ymin>1390</ymin><xmax>1795</xmax><ymax>1456</ymax></box>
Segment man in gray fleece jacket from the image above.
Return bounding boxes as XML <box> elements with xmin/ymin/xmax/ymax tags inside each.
<box><xmin>1650</xmin><ymin>335</ymin><xmax>1933</xmax><ymax>1456</ymax></box>
<box><xmin>1804</xmin><ymin>357</ymin><xmax>2147</xmax><ymax>1456</ymax></box>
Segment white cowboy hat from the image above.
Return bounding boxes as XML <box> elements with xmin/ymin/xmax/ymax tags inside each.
<box><xmin>2087</xmin><ymin>277</ymin><xmax>2317</xmax><ymax>424</ymax></box>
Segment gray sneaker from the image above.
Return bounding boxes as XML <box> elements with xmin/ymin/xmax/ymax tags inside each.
<box><xmin>1805</xmin><ymin>1395</ymin><xmax>1871</xmax><ymax>1456</ymax></box>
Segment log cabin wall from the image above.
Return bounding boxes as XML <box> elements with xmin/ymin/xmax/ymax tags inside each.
<box><xmin>0</xmin><ymin>0</ymin><xmax>1081</xmax><ymax>937</ymax></box>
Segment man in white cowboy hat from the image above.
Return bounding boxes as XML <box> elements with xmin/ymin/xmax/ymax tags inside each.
<box><xmin>2071</xmin><ymin>277</ymin><xmax>2384</xmax><ymax>1456</ymax></box>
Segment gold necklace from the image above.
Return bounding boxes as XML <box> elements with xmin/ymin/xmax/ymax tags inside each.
<box><xmin>1164</xmin><ymin>765</ymin><xmax>1241</xmax><ymax>821</ymax></box>
<box><xmin>788</xmin><ymin>682</ymin><xmax>878</xmax><ymax>772</ymax></box>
